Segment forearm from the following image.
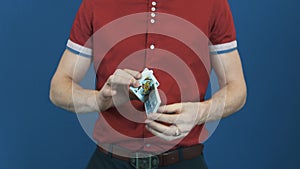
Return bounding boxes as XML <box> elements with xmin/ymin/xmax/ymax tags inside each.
<box><xmin>50</xmin><ymin>76</ymin><xmax>100</xmax><ymax>113</ymax></box>
<box><xmin>199</xmin><ymin>81</ymin><xmax>247</xmax><ymax>123</ymax></box>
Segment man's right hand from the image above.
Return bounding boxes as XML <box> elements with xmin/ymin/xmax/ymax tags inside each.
<box><xmin>97</xmin><ymin>69</ymin><xmax>141</xmax><ymax>112</ymax></box>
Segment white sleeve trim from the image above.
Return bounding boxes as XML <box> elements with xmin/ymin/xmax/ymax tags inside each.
<box><xmin>66</xmin><ymin>39</ymin><xmax>92</xmax><ymax>57</ymax></box>
<box><xmin>209</xmin><ymin>40</ymin><xmax>237</xmax><ymax>54</ymax></box>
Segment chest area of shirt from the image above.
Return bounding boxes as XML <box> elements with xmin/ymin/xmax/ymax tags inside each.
<box><xmin>92</xmin><ymin>0</ymin><xmax>211</xmax><ymax>36</ymax></box>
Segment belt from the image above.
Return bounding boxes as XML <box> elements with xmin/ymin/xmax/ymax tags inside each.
<box><xmin>97</xmin><ymin>144</ymin><xmax>204</xmax><ymax>169</ymax></box>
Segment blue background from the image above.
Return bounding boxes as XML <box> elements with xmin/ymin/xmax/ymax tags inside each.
<box><xmin>0</xmin><ymin>0</ymin><xmax>299</xmax><ymax>169</ymax></box>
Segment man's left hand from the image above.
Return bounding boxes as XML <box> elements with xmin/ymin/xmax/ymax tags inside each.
<box><xmin>145</xmin><ymin>102</ymin><xmax>209</xmax><ymax>141</ymax></box>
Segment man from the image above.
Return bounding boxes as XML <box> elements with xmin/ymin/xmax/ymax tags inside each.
<box><xmin>50</xmin><ymin>0</ymin><xmax>247</xmax><ymax>168</ymax></box>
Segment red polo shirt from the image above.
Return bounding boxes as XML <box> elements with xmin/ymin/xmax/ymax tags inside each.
<box><xmin>66</xmin><ymin>0</ymin><xmax>237</xmax><ymax>152</ymax></box>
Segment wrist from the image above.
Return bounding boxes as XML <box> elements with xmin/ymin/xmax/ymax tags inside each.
<box><xmin>195</xmin><ymin>100</ymin><xmax>212</xmax><ymax>125</ymax></box>
<box><xmin>87</xmin><ymin>90</ymin><xmax>101</xmax><ymax>112</ymax></box>
<box><xmin>198</xmin><ymin>98</ymin><xmax>225</xmax><ymax>124</ymax></box>
<box><xmin>96</xmin><ymin>90</ymin><xmax>113</xmax><ymax>112</ymax></box>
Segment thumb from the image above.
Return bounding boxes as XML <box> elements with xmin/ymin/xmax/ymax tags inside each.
<box><xmin>157</xmin><ymin>103</ymin><xmax>182</xmax><ymax>114</ymax></box>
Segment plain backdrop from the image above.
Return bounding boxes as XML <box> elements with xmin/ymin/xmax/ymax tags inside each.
<box><xmin>0</xmin><ymin>0</ymin><xmax>299</xmax><ymax>169</ymax></box>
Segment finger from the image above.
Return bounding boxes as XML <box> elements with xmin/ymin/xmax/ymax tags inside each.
<box><xmin>111</xmin><ymin>73</ymin><xmax>139</xmax><ymax>87</ymax></box>
<box><xmin>123</xmin><ymin>69</ymin><xmax>142</xmax><ymax>79</ymax></box>
<box><xmin>109</xmin><ymin>74</ymin><xmax>133</xmax><ymax>86</ymax></box>
<box><xmin>147</xmin><ymin>113</ymin><xmax>178</xmax><ymax>124</ymax></box>
<box><xmin>145</xmin><ymin>125</ymin><xmax>185</xmax><ymax>141</ymax></box>
<box><xmin>117</xmin><ymin>69</ymin><xmax>141</xmax><ymax>87</ymax></box>
<box><xmin>146</xmin><ymin>121</ymin><xmax>177</xmax><ymax>136</ymax></box>
<box><xmin>157</xmin><ymin>103</ymin><xmax>182</xmax><ymax>114</ymax></box>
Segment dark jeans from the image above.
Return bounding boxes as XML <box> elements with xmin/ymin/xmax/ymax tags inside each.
<box><xmin>86</xmin><ymin>148</ymin><xmax>209</xmax><ymax>169</ymax></box>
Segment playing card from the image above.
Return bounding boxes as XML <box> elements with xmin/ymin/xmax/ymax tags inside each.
<box><xmin>130</xmin><ymin>68</ymin><xmax>160</xmax><ymax>102</ymax></box>
<box><xmin>147</xmin><ymin>72</ymin><xmax>160</xmax><ymax>88</ymax></box>
<box><xmin>144</xmin><ymin>85</ymin><xmax>161</xmax><ymax>115</ymax></box>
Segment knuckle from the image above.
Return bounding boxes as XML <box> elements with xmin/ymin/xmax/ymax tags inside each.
<box><xmin>109</xmin><ymin>75</ymin><xmax>118</xmax><ymax>84</ymax></box>
<box><xmin>114</xmin><ymin>69</ymin><xmax>122</xmax><ymax>74</ymax></box>
<box><xmin>130</xmin><ymin>77</ymin><xmax>136</xmax><ymax>83</ymax></box>
<box><xmin>123</xmin><ymin>68</ymin><xmax>130</xmax><ymax>72</ymax></box>
<box><xmin>166</xmin><ymin>137</ymin><xmax>173</xmax><ymax>141</ymax></box>
<box><xmin>108</xmin><ymin>75</ymin><xmax>114</xmax><ymax>81</ymax></box>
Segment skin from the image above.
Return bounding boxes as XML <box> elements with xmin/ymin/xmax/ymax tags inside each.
<box><xmin>50</xmin><ymin>49</ymin><xmax>247</xmax><ymax>141</ymax></box>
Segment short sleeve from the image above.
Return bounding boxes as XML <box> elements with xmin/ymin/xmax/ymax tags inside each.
<box><xmin>66</xmin><ymin>0</ymin><xmax>93</xmax><ymax>58</ymax></box>
<box><xmin>209</xmin><ymin>0</ymin><xmax>237</xmax><ymax>54</ymax></box>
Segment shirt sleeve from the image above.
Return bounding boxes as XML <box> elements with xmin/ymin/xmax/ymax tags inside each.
<box><xmin>66</xmin><ymin>0</ymin><xmax>93</xmax><ymax>58</ymax></box>
<box><xmin>209</xmin><ymin>0</ymin><xmax>237</xmax><ymax>54</ymax></box>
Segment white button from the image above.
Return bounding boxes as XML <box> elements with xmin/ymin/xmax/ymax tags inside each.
<box><xmin>151</xmin><ymin>7</ymin><xmax>156</xmax><ymax>12</ymax></box>
<box><xmin>150</xmin><ymin>44</ymin><xmax>155</xmax><ymax>50</ymax></box>
<box><xmin>146</xmin><ymin>144</ymin><xmax>151</xmax><ymax>147</ymax></box>
<box><xmin>152</xmin><ymin>2</ymin><xmax>157</xmax><ymax>6</ymax></box>
<box><xmin>151</xmin><ymin>13</ymin><xmax>156</xmax><ymax>17</ymax></box>
<box><xmin>150</xmin><ymin>19</ymin><xmax>155</xmax><ymax>23</ymax></box>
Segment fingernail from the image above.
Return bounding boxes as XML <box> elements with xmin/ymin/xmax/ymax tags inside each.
<box><xmin>145</xmin><ymin>119</ymin><xmax>153</xmax><ymax>123</ymax></box>
<box><xmin>136</xmin><ymin>73</ymin><xmax>142</xmax><ymax>78</ymax></box>
<box><xmin>135</xmin><ymin>81</ymin><xmax>140</xmax><ymax>86</ymax></box>
<box><xmin>157</xmin><ymin>106</ymin><xmax>164</xmax><ymax>112</ymax></box>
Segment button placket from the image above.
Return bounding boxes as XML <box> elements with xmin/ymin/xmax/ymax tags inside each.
<box><xmin>150</xmin><ymin>0</ymin><xmax>157</xmax><ymax>24</ymax></box>
<box><xmin>145</xmin><ymin>1</ymin><xmax>158</xmax><ymax>67</ymax></box>
<box><xmin>149</xmin><ymin>1</ymin><xmax>157</xmax><ymax>48</ymax></box>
